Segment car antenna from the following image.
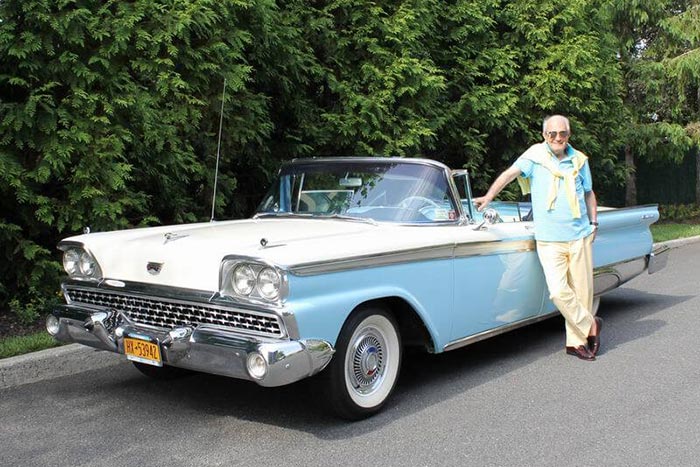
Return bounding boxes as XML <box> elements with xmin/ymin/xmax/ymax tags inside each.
<box><xmin>211</xmin><ymin>78</ymin><xmax>227</xmax><ymax>222</ymax></box>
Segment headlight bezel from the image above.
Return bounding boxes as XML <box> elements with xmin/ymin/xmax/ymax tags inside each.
<box><xmin>58</xmin><ymin>243</ymin><xmax>103</xmax><ymax>281</ymax></box>
<box><xmin>220</xmin><ymin>257</ymin><xmax>289</xmax><ymax>305</ymax></box>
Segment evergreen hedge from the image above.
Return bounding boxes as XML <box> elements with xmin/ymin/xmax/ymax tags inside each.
<box><xmin>0</xmin><ymin>0</ymin><xmax>691</xmax><ymax>321</ymax></box>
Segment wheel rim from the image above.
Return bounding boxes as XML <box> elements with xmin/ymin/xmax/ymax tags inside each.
<box><xmin>343</xmin><ymin>314</ymin><xmax>400</xmax><ymax>408</ymax></box>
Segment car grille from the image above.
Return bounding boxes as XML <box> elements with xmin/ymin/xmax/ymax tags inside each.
<box><xmin>64</xmin><ymin>286</ymin><xmax>284</xmax><ymax>338</ymax></box>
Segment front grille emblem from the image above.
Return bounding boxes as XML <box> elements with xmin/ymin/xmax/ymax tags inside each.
<box><xmin>147</xmin><ymin>262</ymin><xmax>164</xmax><ymax>275</ymax></box>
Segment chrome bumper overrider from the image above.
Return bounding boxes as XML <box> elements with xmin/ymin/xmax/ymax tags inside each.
<box><xmin>48</xmin><ymin>305</ymin><xmax>334</xmax><ymax>387</ymax></box>
<box><xmin>647</xmin><ymin>244</ymin><xmax>670</xmax><ymax>275</ymax></box>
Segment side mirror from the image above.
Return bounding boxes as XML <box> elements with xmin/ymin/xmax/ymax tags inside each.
<box><xmin>474</xmin><ymin>208</ymin><xmax>502</xmax><ymax>230</ymax></box>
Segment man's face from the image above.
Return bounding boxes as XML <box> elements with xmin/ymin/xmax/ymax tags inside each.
<box><xmin>543</xmin><ymin>118</ymin><xmax>570</xmax><ymax>157</ymax></box>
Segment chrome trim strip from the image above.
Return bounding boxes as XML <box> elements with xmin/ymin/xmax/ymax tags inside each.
<box><xmin>287</xmin><ymin>156</ymin><xmax>451</xmax><ymax>171</ymax></box>
<box><xmin>289</xmin><ymin>239</ymin><xmax>536</xmax><ymax>276</ymax></box>
<box><xmin>444</xmin><ymin>311</ymin><xmax>560</xmax><ymax>352</ymax></box>
<box><xmin>453</xmin><ymin>239</ymin><xmax>535</xmax><ymax>258</ymax></box>
<box><xmin>596</xmin><ymin>204</ymin><xmax>658</xmax><ymax>214</ymax></box>
<box><xmin>289</xmin><ymin>243</ymin><xmax>455</xmax><ymax>276</ymax></box>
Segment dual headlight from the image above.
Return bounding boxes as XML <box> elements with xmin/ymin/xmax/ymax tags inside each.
<box><xmin>60</xmin><ymin>245</ymin><xmax>103</xmax><ymax>280</ymax></box>
<box><xmin>220</xmin><ymin>259</ymin><xmax>288</xmax><ymax>303</ymax></box>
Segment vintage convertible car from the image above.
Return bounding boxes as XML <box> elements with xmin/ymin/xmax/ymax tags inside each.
<box><xmin>48</xmin><ymin>157</ymin><xmax>669</xmax><ymax>419</ymax></box>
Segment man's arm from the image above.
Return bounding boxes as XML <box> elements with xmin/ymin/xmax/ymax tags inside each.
<box><xmin>585</xmin><ymin>190</ymin><xmax>598</xmax><ymax>240</ymax></box>
<box><xmin>585</xmin><ymin>190</ymin><xmax>597</xmax><ymax>222</ymax></box>
<box><xmin>473</xmin><ymin>165</ymin><xmax>522</xmax><ymax>212</ymax></box>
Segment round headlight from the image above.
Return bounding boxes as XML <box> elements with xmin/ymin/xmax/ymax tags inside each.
<box><xmin>231</xmin><ymin>264</ymin><xmax>256</xmax><ymax>295</ymax></box>
<box><xmin>63</xmin><ymin>249</ymin><xmax>80</xmax><ymax>276</ymax></box>
<box><xmin>79</xmin><ymin>251</ymin><xmax>98</xmax><ymax>277</ymax></box>
<box><xmin>257</xmin><ymin>267</ymin><xmax>281</xmax><ymax>300</ymax></box>
<box><xmin>246</xmin><ymin>352</ymin><xmax>268</xmax><ymax>379</ymax></box>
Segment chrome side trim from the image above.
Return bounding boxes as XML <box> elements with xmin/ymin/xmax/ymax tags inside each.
<box><xmin>444</xmin><ymin>311</ymin><xmax>560</xmax><ymax>352</ymax></box>
<box><xmin>289</xmin><ymin>239</ymin><xmax>536</xmax><ymax>276</ymax></box>
<box><xmin>453</xmin><ymin>239</ymin><xmax>535</xmax><ymax>258</ymax></box>
<box><xmin>596</xmin><ymin>204</ymin><xmax>658</xmax><ymax>214</ymax></box>
<box><xmin>289</xmin><ymin>244</ymin><xmax>455</xmax><ymax>276</ymax></box>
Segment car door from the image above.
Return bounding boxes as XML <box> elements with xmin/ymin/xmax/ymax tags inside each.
<box><xmin>448</xmin><ymin>171</ymin><xmax>547</xmax><ymax>343</ymax></box>
<box><xmin>449</xmin><ymin>219</ymin><xmax>547</xmax><ymax>342</ymax></box>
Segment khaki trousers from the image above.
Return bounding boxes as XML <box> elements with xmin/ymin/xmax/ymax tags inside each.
<box><xmin>536</xmin><ymin>234</ymin><xmax>595</xmax><ymax>347</ymax></box>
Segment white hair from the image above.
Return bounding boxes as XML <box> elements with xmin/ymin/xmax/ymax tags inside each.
<box><xmin>542</xmin><ymin>115</ymin><xmax>570</xmax><ymax>133</ymax></box>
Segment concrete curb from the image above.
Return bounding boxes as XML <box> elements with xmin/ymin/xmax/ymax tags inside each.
<box><xmin>0</xmin><ymin>343</ymin><xmax>122</xmax><ymax>390</ymax></box>
<box><xmin>654</xmin><ymin>234</ymin><xmax>700</xmax><ymax>250</ymax></box>
<box><xmin>2</xmin><ymin>235</ymin><xmax>700</xmax><ymax>390</ymax></box>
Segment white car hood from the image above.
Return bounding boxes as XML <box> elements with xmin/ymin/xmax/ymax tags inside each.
<box><xmin>63</xmin><ymin>218</ymin><xmax>461</xmax><ymax>291</ymax></box>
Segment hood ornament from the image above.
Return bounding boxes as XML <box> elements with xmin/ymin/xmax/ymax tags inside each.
<box><xmin>147</xmin><ymin>262</ymin><xmax>164</xmax><ymax>275</ymax></box>
<box><xmin>164</xmin><ymin>232</ymin><xmax>189</xmax><ymax>244</ymax></box>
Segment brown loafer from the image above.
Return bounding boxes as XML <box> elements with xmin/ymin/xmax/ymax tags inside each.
<box><xmin>587</xmin><ymin>317</ymin><xmax>603</xmax><ymax>356</ymax></box>
<box><xmin>566</xmin><ymin>345</ymin><xmax>595</xmax><ymax>361</ymax></box>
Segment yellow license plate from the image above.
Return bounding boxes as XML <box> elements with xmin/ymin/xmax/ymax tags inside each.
<box><xmin>124</xmin><ymin>337</ymin><xmax>162</xmax><ymax>367</ymax></box>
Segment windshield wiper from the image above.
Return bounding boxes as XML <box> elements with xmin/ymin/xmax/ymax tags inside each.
<box><xmin>253</xmin><ymin>212</ymin><xmax>377</xmax><ymax>225</ymax></box>
<box><xmin>253</xmin><ymin>212</ymin><xmax>313</xmax><ymax>219</ymax></box>
<box><xmin>324</xmin><ymin>214</ymin><xmax>378</xmax><ymax>225</ymax></box>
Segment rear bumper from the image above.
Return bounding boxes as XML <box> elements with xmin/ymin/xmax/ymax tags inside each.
<box><xmin>593</xmin><ymin>244</ymin><xmax>670</xmax><ymax>296</ymax></box>
<box><xmin>647</xmin><ymin>244</ymin><xmax>670</xmax><ymax>275</ymax></box>
<box><xmin>48</xmin><ymin>304</ymin><xmax>334</xmax><ymax>387</ymax></box>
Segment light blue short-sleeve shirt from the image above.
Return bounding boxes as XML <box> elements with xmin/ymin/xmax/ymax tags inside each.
<box><xmin>514</xmin><ymin>143</ymin><xmax>594</xmax><ymax>242</ymax></box>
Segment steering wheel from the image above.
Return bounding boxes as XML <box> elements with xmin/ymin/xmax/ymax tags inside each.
<box><xmin>399</xmin><ymin>196</ymin><xmax>441</xmax><ymax>210</ymax></box>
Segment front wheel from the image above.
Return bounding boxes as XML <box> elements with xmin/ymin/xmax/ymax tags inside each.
<box><xmin>324</xmin><ymin>307</ymin><xmax>402</xmax><ymax>420</ymax></box>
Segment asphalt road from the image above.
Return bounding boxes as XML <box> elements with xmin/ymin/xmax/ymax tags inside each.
<box><xmin>2</xmin><ymin>242</ymin><xmax>699</xmax><ymax>467</ymax></box>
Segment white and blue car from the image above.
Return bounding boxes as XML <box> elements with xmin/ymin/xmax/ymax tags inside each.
<box><xmin>49</xmin><ymin>157</ymin><xmax>668</xmax><ymax>419</ymax></box>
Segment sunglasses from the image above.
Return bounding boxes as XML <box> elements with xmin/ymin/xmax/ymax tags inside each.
<box><xmin>545</xmin><ymin>130</ymin><xmax>570</xmax><ymax>139</ymax></box>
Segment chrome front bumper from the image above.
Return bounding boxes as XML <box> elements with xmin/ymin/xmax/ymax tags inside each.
<box><xmin>48</xmin><ymin>304</ymin><xmax>334</xmax><ymax>387</ymax></box>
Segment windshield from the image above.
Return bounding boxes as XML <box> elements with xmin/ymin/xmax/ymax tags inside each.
<box><xmin>256</xmin><ymin>160</ymin><xmax>458</xmax><ymax>223</ymax></box>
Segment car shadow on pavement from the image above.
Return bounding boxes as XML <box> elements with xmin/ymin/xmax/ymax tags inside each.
<box><xmin>60</xmin><ymin>287</ymin><xmax>691</xmax><ymax>440</ymax></box>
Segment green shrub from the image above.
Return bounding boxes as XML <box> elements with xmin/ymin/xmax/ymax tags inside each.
<box><xmin>659</xmin><ymin>204</ymin><xmax>700</xmax><ymax>223</ymax></box>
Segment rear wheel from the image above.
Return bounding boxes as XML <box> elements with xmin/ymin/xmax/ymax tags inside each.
<box><xmin>131</xmin><ymin>362</ymin><xmax>193</xmax><ymax>380</ymax></box>
<box><xmin>325</xmin><ymin>307</ymin><xmax>402</xmax><ymax>420</ymax></box>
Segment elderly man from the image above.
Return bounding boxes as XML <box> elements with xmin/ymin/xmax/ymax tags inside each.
<box><xmin>473</xmin><ymin>115</ymin><xmax>602</xmax><ymax>361</ymax></box>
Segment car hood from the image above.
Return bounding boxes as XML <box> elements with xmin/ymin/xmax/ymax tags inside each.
<box><xmin>62</xmin><ymin>218</ymin><xmax>459</xmax><ymax>291</ymax></box>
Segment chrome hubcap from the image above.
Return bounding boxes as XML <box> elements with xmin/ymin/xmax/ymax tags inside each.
<box><xmin>350</xmin><ymin>332</ymin><xmax>385</xmax><ymax>394</ymax></box>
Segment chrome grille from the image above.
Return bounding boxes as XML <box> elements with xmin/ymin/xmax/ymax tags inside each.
<box><xmin>65</xmin><ymin>286</ymin><xmax>283</xmax><ymax>337</ymax></box>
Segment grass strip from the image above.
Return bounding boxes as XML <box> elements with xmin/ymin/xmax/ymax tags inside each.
<box><xmin>0</xmin><ymin>332</ymin><xmax>63</xmax><ymax>359</ymax></box>
<box><xmin>651</xmin><ymin>223</ymin><xmax>700</xmax><ymax>243</ymax></box>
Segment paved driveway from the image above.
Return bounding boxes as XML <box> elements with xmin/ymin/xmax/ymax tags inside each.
<box><xmin>1</xmin><ymin>243</ymin><xmax>699</xmax><ymax>467</ymax></box>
